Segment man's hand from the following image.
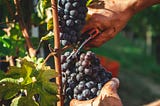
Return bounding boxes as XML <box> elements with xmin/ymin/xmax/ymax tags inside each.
<box><xmin>83</xmin><ymin>0</ymin><xmax>160</xmax><ymax>47</ymax></box>
<box><xmin>82</xmin><ymin>0</ymin><xmax>133</xmax><ymax>47</ymax></box>
<box><xmin>70</xmin><ymin>78</ymin><xmax>122</xmax><ymax>106</ymax></box>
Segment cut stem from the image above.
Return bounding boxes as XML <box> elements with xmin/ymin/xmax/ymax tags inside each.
<box><xmin>51</xmin><ymin>0</ymin><xmax>63</xmax><ymax>106</ymax></box>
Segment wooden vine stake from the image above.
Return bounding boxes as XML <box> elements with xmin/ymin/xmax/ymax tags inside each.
<box><xmin>51</xmin><ymin>0</ymin><xmax>63</xmax><ymax>106</ymax></box>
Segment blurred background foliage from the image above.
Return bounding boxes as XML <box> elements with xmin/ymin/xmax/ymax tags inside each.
<box><xmin>0</xmin><ymin>0</ymin><xmax>160</xmax><ymax>106</ymax></box>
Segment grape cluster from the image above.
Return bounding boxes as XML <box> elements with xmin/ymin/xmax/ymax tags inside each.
<box><xmin>61</xmin><ymin>51</ymin><xmax>112</xmax><ymax>103</ymax></box>
<box><xmin>58</xmin><ymin>0</ymin><xmax>88</xmax><ymax>46</ymax></box>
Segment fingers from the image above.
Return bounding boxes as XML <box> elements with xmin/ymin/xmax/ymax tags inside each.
<box><xmin>101</xmin><ymin>78</ymin><xmax>120</xmax><ymax>95</ymax></box>
<box><xmin>94</xmin><ymin>77</ymin><xmax>123</xmax><ymax>106</ymax></box>
<box><xmin>99</xmin><ymin>77</ymin><xmax>121</xmax><ymax>99</ymax></box>
<box><xmin>85</xmin><ymin>27</ymin><xmax>116</xmax><ymax>47</ymax></box>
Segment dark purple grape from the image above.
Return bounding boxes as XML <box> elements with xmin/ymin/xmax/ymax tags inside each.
<box><xmin>66</xmin><ymin>19</ymin><xmax>74</xmax><ymax>27</ymax></box>
<box><xmin>82</xmin><ymin>89</ymin><xmax>90</xmax><ymax>97</ymax></box>
<box><xmin>77</xmin><ymin>94</ymin><xmax>83</xmax><ymax>100</ymax></box>
<box><xmin>65</xmin><ymin>69</ymin><xmax>70</xmax><ymax>76</ymax></box>
<box><xmin>91</xmin><ymin>87</ymin><xmax>98</xmax><ymax>95</ymax></box>
<box><xmin>77</xmin><ymin>83</ymin><xmax>85</xmax><ymax>91</ymax></box>
<box><xmin>69</xmin><ymin>81</ymin><xmax>76</xmax><ymax>88</ymax></box>
<box><xmin>64</xmin><ymin>51</ymin><xmax>70</xmax><ymax>57</ymax></box>
<box><xmin>85</xmin><ymin>81</ymin><xmax>94</xmax><ymax>88</ymax></box>
<box><xmin>74</xmin><ymin>87</ymin><xmax>80</xmax><ymax>94</ymax></box>
<box><xmin>64</xmin><ymin>9</ymin><xmax>69</xmax><ymax>15</ymax></box>
<box><xmin>61</xmin><ymin>40</ymin><xmax>69</xmax><ymax>46</ymax></box>
<box><xmin>70</xmin><ymin>10</ymin><xmax>78</xmax><ymax>17</ymax></box>
<box><xmin>70</xmin><ymin>36</ymin><xmax>77</xmax><ymax>42</ymax></box>
<box><xmin>79</xmin><ymin>80</ymin><xmax>85</xmax><ymax>85</ymax></box>
<box><xmin>72</xmin><ymin>2</ymin><xmax>79</xmax><ymax>8</ymax></box>
<box><xmin>63</xmin><ymin>15</ymin><xmax>70</xmax><ymax>20</ymax></box>
<box><xmin>98</xmin><ymin>83</ymin><xmax>103</xmax><ymax>90</ymax></box>
<box><xmin>84</xmin><ymin>68</ymin><xmax>92</xmax><ymax>75</ymax></box>
<box><xmin>69</xmin><ymin>30</ymin><xmax>77</xmax><ymax>36</ymax></box>
<box><xmin>76</xmin><ymin>73</ymin><xmax>83</xmax><ymax>81</ymax></box>
<box><xmin>78</xmin><ymin>14</ymin><xmax>86</xmax><ymax>19</ymax></box>
<box><xmin>75</xmin><ymin>19</ymin><xmax>81</xmax><ymax>24</ymax></box>
<box><xmin>58</xmin><ymin>8</ymin><xmax>64</xmax><ymax>16</ymax></box>
<box><xmin>66</xmin><ymin>0</ymin><xmax>74</xmax><ymax>2</ymax></box>
<box><xmin>80</xmin><ymin>53</ymin><xmax>85</xmax><ymax>60</ymax></box>
<box><xmin>65</xmin><ymin>2</ymin><xmax>73</xmax><ymax>10</ymax></box>
<box><xmin>82</xmin><ymin>60</ymin><xmax>89</xmax><ymax>67</ymax></box>
<box><xmin>78</xmin><ymin>66</ymin><xmax>84</xmax><ymax>72</ymax></box>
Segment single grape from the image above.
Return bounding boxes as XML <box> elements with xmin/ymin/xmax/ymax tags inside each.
<box><xmin>82</xmin><ymin>89</ymin><xmax>90</xmax><ymax>97</ymax></box>
<box><xmin>77</xmin><ymin>94</ymin><xmax>83</xmax><ymax>100</ymax></box>
<box><xmin>70</xmin><ymin>10</ymin><xmax>78</xmax><ymax>17</ymax></box>
<box><xmin>84</xmin><ymin>68</ymin><xmax>92</xmax><ymax>75</ymax></box>
<box><xmin>63</xmin><ymin>14</ymin><xmax>70</xmax><ymax>20</ymax></box>
<box><xmin>78</xmin><ymin>65</ymin><xmax>84</xmax><ymax>72</ymax></box>
<box><xmin>72</xmin><ymin>2</ymin><xmax>79</xmax><ymax>8</ymax></box>
<box><xmin>74</xmin><ymin>87</ymin><xmax>80</xmax><ymax>94</ymax></box>
<box><xmin>65</xmin><ymin>2</ymin><xmax>73</xmax><ymax>10</ymax></box>
<box><xmin>76</xmin><ymin>73</ymin><xmax>83</xmax><ymax>81</ymax></box>
<box><xmin>91</xmin><ymin>87</ymin><xmax>98</xmax><ymax>95</ymax></box>
<box><xmin>74</xmin><ymin>19</ymin><xmax>81</xmax><ymax>24</ymax></box>
<box><xmin>85</xmin><ymin>81</ymin><xmax>94</xmax><ymax>89</ymax></box>
<box><xmin>82</xmin><ymin>60</ymin><xmax>89</xmax><ymax>67</ymax></box>
<box><xmin>98</xmin><ymin>83</ymin><xmax>103</xmax><ymax>90</ymax></box>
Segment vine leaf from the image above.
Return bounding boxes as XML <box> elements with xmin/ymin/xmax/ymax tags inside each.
<box><xmin>47</xmin><ymin>18</ymin><xmax>53</xmax><ymax>31</ymax></box>
<box><xmin>37</xmin><ymin>0</ymin><xmax>51</xmax><ymax>19</ymax></box>
<box><xmin>0</xmin><ymin>58</ymin><xmax>58</xmax><ymax>106</ymax></box>
<box><xmin>10</xmin><ymin>95</ymin><xmax>22</xmax><ymax>106</ymax></box>
<box><xmin>0</xmin><ymin>82</ymin><xmax>20</xmax><ymax>99</ymax></box>
<box><xmin>40</xmin><ymin>31</ymin><xmax>54</xmax><ymax>42</ymax></box>
<box><xmin>86</xmin><ymin>0</ymin><xmax>93</xmax><ymax>6</ymax></box>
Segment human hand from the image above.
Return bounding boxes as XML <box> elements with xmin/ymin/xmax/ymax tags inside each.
<box><xmin>82</xmin><ymin>0</ymin><xmax>133</xmax><ymax>47</ymax></box>
<box><xmin>70</xmin><ymin>78</ymin><xmax>122</xmax><ymax>106</ymax></box>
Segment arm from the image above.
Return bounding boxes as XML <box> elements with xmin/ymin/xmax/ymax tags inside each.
<box><xmin>83</xmin><ymin>0</ymin><xmax>160</xmax><ymax>47</ymax></box>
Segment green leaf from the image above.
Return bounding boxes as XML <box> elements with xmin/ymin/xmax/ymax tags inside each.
<box><xmin>0</xmin><ymin>71</ymin><xmax>5</xmax><ymax>79</ymax></box>
<box><xmin>0</xmin><ymin>82</ymin><xmax>20</xmax><ymax>99</ymax></box>
<box><xmin>40</xmin><ymin>31</ymin><xmax>54</xmax><ymax>42</ymax></box>
<box><xmin>7</xmin><ymin>66</ymin><xmax>26</xmax><ymax>78</ymax></box>
<box><xmin>41</xmin><ymin>68</ymin><xmax>58</xmax><ymax>80</ymax></box>
<box><xmin>43</xmin><ymin>82</ymin><xmax>58</xmax><ymax>94</ymax></box>
<box><xmin>10</xmin><ymin>95</ymin><xmax>22</xmax><ymax>106</ymax></box>
<box><xmin>47</xmin><ymin>18</ymin><xmax>53</xmax><ymax>31</ymax></box>
<box><xmin>18</xmin><ymin>96</ymin><xmax>39</xmax><ymax>106</ymax></box>
<box><xmin>39</xmin><ymin>90</ymin><xmax>58</xmax><ymax>106</ymax></box>
<box><xmin>0</xmin><ymin>78</ymin><xmax>22</xmax><ymax>84</ymax></box>
<box><xmin>0</xmin><ymin>36</ymin><xmax>11</xmax><ymax>48</ymax></box>
<box><xmin>86</xmin><ymin>0</ymin><xmax>93</xmax><ymax>6</ymax></box>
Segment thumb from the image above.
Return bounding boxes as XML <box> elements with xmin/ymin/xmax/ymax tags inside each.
<box><xmin>94</xmin><ymin>78</ymin><xmax>123</xmax><ymax>106</ymax></box>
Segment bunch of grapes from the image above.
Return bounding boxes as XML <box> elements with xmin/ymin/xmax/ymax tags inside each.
<box><xmin>58</xmin><ymin>0</ymin><xmax>88</xmax><ymax>46</ymax></box>
<box><xmin>61</xmin><ymin>51</ymin><xmax>112</xmax><ymax>103</ymax></box>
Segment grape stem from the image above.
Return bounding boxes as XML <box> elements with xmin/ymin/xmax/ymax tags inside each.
<box><xmin>51</xmin><ymin>0</ymin><xmax>64</xmax><ymax>106</ymax></box>
<box><xmin>67</xmin><ymin>28</ymin><xmax>103</xmax><ymax>60</ymax></box>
